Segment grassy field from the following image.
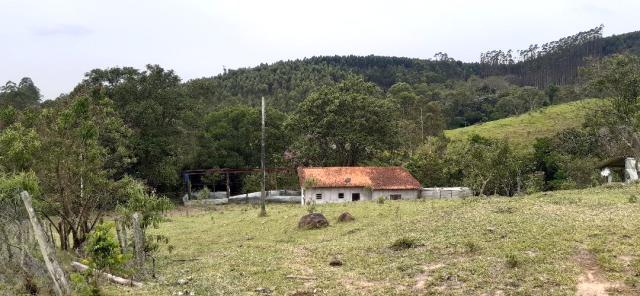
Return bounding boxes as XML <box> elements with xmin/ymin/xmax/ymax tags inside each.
<box><xmin>106</xmin><ymin>184</ymin><xmax>640</xmax><ymax>296</ymax></box>
<box><xmin>444</xmin><ymin>99</ymin><xmax>603</xmax><ymax>149</ymax></box>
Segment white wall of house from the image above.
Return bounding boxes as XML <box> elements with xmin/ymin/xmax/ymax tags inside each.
<box><xmin>302</xmin><ymin>187</ymin><xmax>419</xmax><ymax>204</ymax></box>
<box><xmin>302</xmin><ymin>187</ymin><xmax>372</xmax><ymax>204</ymax></box>
<box><xmin>372</xmin><ymin>189</ymin><xmax>419</xmax><ymax>200</ymax></box>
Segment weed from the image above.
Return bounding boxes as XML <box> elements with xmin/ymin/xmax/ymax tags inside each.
<box><xmin>391</xmin><ymin>237</ymin><xmax>419</xmax><ymax>251</ymax></box>
<box><xmin>505</xmin><ymin>253</ymin><xmax>520</xmax><ymax>268</ymax></box>
<box><xmin>376</xmin><ymin>196</ymin><xmax>385</xmax><ymax>204</ymax></box>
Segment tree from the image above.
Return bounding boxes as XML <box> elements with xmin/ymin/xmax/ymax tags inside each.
<box><xmin>196</xmin><ymin>104</ymin><xmax>289</xmax><ymax>168</ymax></box>
<box><xmin>77</xmin><ymin>65</ymin><xmax>195</xmax><ymax>191</ymax></box>
<box><xmin>34</xmin><ymin>95</ymin><xmax>133</xmax><ymax>250</ymax></box>
<box><xmin>0</xmin><ymin>78</ymin><xmax>41</xmax><ymax>110</ymax></box>
<box><xmin>582</xmin><ymin>54</ymin><xmax>640</xmax><ymax>160</ymax></box>
<box><xmin>287</xmin><ymin>76</ymin><xmax>398</xmax><ymax>166</ymax></box>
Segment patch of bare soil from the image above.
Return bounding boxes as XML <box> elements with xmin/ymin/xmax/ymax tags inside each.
<box><xmin>414</xmin><ymin>263</ymin><xmax>445</xmax><ymax>290</ymax></box>
<box><xmin>575</xmin><ymin>249</ymin><xmax>624</xmax><ymax>296</ymax></box>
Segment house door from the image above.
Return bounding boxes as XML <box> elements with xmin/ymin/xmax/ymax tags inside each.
<box><xmin>352</xmin><ymin>193</ymin><xmax>360</xmax><ymax>201</ymax></box>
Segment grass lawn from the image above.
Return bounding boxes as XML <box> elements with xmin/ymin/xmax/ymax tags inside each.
<box><xmin>107</xmin><ymin>184</ymin><xmax>640</xmax><ymax>295</ymax></box>
<box><xmin>444</xmin><ymin>99</ymin><xmax>603</xmax><ymax>150</ymax></box>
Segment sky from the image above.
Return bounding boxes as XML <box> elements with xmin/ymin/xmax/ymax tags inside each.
<box><xmin>1</xmin><ymin>0</ymin><xmax>639</xmax><ymax>100</ymax></box>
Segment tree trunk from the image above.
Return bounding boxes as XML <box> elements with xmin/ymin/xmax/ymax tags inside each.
<box><xmin>20</xmin><ymin>191</ymin><xmax>72</xmax><ymax>296</ymax></box>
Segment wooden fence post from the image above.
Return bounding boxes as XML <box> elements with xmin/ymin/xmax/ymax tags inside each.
<box><xmin>20</xmin><ymin>191</ymin><xmax>71</xmax><ymax>296</ymax></box>
<box><xmin>131</xmin><ymin>212</ymin><xmax>145</xmax><ymax>277</ymax></box>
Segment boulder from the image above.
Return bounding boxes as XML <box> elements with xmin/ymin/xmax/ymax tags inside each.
<box><xmin>337</xmin><ymin>212</ymin><xmax>355</xmax><ymax>222</ymax></box>
<box><xmin>298</xmin><ymin>213</ymin><xmax>329</xmax><ymax>229</ymax></box>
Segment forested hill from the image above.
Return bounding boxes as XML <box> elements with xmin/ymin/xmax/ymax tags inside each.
<box><xmin>186</xmin><ymin>26</ymin><xmax>640</xmax><ymax>111</ymax></box>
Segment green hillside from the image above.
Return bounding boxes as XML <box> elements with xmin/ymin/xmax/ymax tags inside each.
<box><xmin>444</xmin><ymin>99</ymin><xmax>603</xmax><ymax>148</ymax></box>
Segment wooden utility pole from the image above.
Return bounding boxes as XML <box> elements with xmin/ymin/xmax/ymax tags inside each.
<box><xmin>259</xmin><ymin>96</ymin><xmax>267</xmax><ymax>217</ymax></box>
<box><xmin>20</xmin><ymin>191</ymin><xmax>71</xmax><ymax>296</ymax></box>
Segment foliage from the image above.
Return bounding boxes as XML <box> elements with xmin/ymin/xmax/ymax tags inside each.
<box><xmin>115</xmin><ymin>176</ymin><xmax>173</xmax><ymax>231</ymax></box>
<box><xmin>0</xmin><ymin>78</ymin><xmax>41</xmax><ymax>110</ymax></box>
<box><xmin>32</xmin><ymin>95</ymin><xmax>133</xmax><ymax>250</ymax></box>
<box><xmin>581</xmin><ymin>53</ymin><xmax>640</xmax><ymax>159</ymax></box>
<box><xmin>0</xmin><ymin>123</ymin><xmax>41</xmax><ymax>172</ymax></box>
<box><xmin>196</xmin><ymin>186</ymin><xmax>210</xmax><ymax>200</ymax></box>
<box><xmin>196</xmin><ymin>104</ymin><xmax>289</xmax><ymax>168</ymax></box>
<box><xmin>85</xmin><ymin>223</ymin><xmax>127</xmax><ymax>272</ymax></box>
<box><xmin>287</xmin><ymin>76</ymin><xmax>398</xmax><ymax>166</ymax></box>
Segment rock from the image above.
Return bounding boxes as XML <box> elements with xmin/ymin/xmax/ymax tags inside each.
<box><xmin>298</xmin><ymin>213</ymin><xmax>329</xmax><ymax>230</ymax></box>
<box><xmin>329</xmin><ymin>257</ymin><xmax>343</xmax><ymax>267</ymax></box>
<box><xmin>255</xmin><ymin>287</ymin><xmax>272</xmax><ymax>294</ymax></box>
<box><xmin>337</xmin><ymin>212</ymin><xmax>355</xmax><ymax>222</ymax></box>
<box><xmin>177</xmin><ymin>276</ymin><xmax>193</xmax><ymax>285</ymax></box>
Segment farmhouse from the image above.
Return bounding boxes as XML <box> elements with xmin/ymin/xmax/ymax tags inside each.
<box><xmin>298</xmin><ymin>166</ymin><xmax>421</xmax><ymax>204</ymax></box>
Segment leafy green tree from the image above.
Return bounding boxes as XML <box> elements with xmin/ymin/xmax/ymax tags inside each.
<box><xmin>0</xmin><ymin>123</ymin><xmax>41</xmax><ymax>172</ymax></box>
<box><xmin>0</xmin><ymin>78</ymin><xmax>41</xmax><ymax>109</ymax></box>
<box><xmin>77</xmin><ymin>65</ymin><xmax>195</xmax><ymax>190</ymax></box>
<box><xmin>196</xmin><ymin>104</ymin><xmax>289</xmax><ymax>168</ymax></box>
<box><xmin>582</xmin><ymin>53</ymin><xmax>640</xmax><ymax>159</ymax></box>
<box><xmin>34</xmin><ymin>95</ymin><xmax>133</xmax><ymax>249</ymax></box>
<box><xmin>287</xmin><ymin>76</ymin><xmax>398</xmax><ymax>166</ymax></box>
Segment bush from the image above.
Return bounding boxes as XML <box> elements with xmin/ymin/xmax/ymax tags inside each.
<box><xmin>376</xmin><ymin>196</ymin><xmax>385</xmax><ymax>204</ymax></box>
<box><xmin>197</xmin><ymin>186</ymin><xmax>210</xmax><ymax>200</ymax></box>
<box><xmin>629</xmin><ymin>195</ymin><xmax>638</xmax><ymax>203</ymax></box>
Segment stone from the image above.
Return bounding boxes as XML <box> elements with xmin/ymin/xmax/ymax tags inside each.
<box><xmin>297</xmin><ymin>213</ymin><xmax>329</xmax><ymax>230</ymax></box>
<box><xmin>337</xmin><ymin>212</ymin><xmax>355</xmax><ymax>222</ymax></box>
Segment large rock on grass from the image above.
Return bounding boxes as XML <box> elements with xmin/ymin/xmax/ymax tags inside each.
<box><xmin>298</xmin><ymin>213</ymin><xmax>329</xmax><ymax>229</ymax></box>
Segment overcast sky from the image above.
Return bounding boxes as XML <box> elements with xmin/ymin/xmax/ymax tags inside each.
<box><xmin>1</xmin><ymin>0</ymin><xmax>639</xmax><ymax>100</ymax></box>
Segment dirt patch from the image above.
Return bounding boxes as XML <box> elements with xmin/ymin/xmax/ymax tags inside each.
<box><xmin>414</xmin><ymin>263</ymin><xmax>445</xmax><ymax>290</ymax></box>
<box><xmin>575</xmin><ymin>249</ymin><xmax>624</xmax><ymax>296</ymax></box>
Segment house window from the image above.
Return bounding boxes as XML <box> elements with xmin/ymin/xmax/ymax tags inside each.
<box><xmin>352</xmin><ymin>193</ymin><xmax>360</xmax><ymax>201</ymax></box>
<box><xmin>315</xmin><ymin>193</ymin><xmax>322</xmax><ymax>200</ymax></box>
<box><xmin>338</xmin><ymin>193</ymin><xmax>344</xmax><ymax>199</ymax></box>
<box><xmin>390</xmin><ymin>194</ymin><xmax>401</xmax><ymax>200</ymax></box>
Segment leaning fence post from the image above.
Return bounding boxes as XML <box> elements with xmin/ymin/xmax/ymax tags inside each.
<box><xmin>20</xmin><ymin>191</ymin><xmax>71</xmax><ymax>296</ymax></box>
<box><xmin>131</xmin><ymin>212</ymin><xmax>146</xmax><ymax>277</ymax></box>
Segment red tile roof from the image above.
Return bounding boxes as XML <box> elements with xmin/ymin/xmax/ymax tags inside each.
<box><xmin>298</xmin><ymin>167</ymin><xmax>421</xmax><ymax>190</ymax></box>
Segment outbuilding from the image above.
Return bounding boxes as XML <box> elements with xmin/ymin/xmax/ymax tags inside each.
<box><xmin>298</xmin><ymin>166</ymin><xmax>421</xmax><ymax>204</ymax></box>
<box><xmin>598</xmin><ymin>157</ymin><xmax>639</xmax><ymax>184</ymax></box>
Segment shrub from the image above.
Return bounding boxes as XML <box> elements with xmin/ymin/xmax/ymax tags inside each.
<box><xmin>628</xmin><ymin>195</ymin><xmax>638</xmax><ymax>203</ymax></box>
<box><xmin>376</xmin><ymin>196</ymin><xmax>385</xmax><ymax>204</ymax></box>
<box><xmin>197</xmin><ymin>186</ymin><xmax>210</xmax><ymax>200</ymax></box>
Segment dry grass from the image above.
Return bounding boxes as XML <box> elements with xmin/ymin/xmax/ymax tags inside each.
<box><xmin>105</xmin><ymin>184</ymin><xmax>640</xmax><ymax>295</ymax></box>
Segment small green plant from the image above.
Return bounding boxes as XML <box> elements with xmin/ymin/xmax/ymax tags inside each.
<box><xmin>84</xmin><ymin>223</ymin><xmax>128</xmax><ymax>294</ymax></box>
<box><xmin>505</xmin><ymin>253</ymin><xmax>520</xmax><ymax>268</ymax></box>
<box><xmin>464</xmin><ymin>240</ymin><xmax>480</xmax><ymax>253</ymax></box>
<box><xmin>628</xmin><ymin>195</ymin><xmax>638</xmax><ymax>203</ymax></box>
<box><xmin>376</xmin><ymin>196</ymin><xmax>385</xmax><ymax>204</ymax></box>
<box><xmin>306</xmin><ymin>202</ymin><xmax>316</xmax><ymax>214</ymax></box>
<box><xmin>390</xmin><ymin>237</ymin><xmax>419</xmax><ymax>251</ymax></box>
<box><xmin>197</xmin><ymin>186</ymin><xmax>211</xmax><ymax>200</ymax></box>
